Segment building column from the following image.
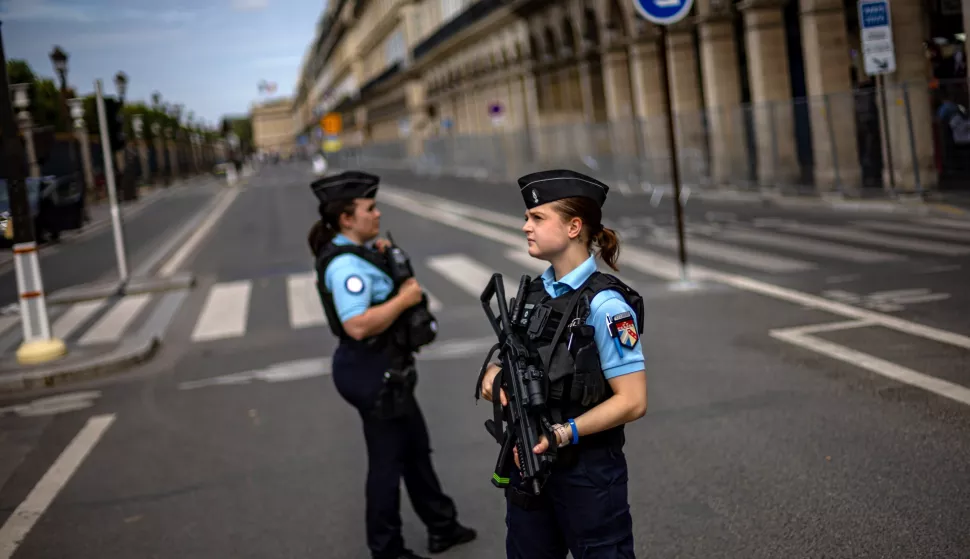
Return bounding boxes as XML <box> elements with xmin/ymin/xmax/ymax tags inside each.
<box><xmin>405</xmin><ymin>79</ymin><xmax>427</xmax><ymax>157</ymax></box>
<box><xmin>697</xmin><ymin>0</ymin><xmax>747</xmax><ymax>186</ymax></box>
<box><xmin>577</xmin><ymin>60</ymin><xmax>597</xmax><ymax>123</ymax></box>
<box><xmin>666</xmin><ymin>23</ymin><xmax>708</xmax><ymax>184</ymax></box>
<box><xmin>629</xmin><ymin>38</ymin><xmax>671</xmax><ymax>183</ymax></box>
<box><xmin>740</xmin><ymin>0</ymin><xmax>799</xmax><ymax>186</ymax></box>
<box><xmin>878</xmin><ymin>0</ymin><xmax>937</xmax><ymax>192</ymax></box>
<box><xmin>799</xmin><ymin>0</ymin><xmax>859</xmax><ymax>191</ymax></box>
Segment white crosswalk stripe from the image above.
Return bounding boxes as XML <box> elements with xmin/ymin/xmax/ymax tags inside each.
<box><xmin>53</xmin><ymin>300</ymin><xmax>107</xmax><ymax>340</ymax></box>
<box><xmin>718</xmin><ymin>227</ymin><xmax>905</xmax><ymax>264</ymax></box>
<box><xmin>649</xmin><ymin>233</ymin><xmax>817</xmax><ymax>273</ymax></box>
<box><xmin>853</xmin><ymin>220</ymin><xmax>970</xmax><ymax>242</ymax></box>
<box><xmin>78</xmin><ymin>294</ymin><xmax>152</xmax><ymax>346</ymax></box>
<box><xmin>286</xmin><ymin>272</ymin><xmax>327</xmax><ymax>329</ymax></box>
<box><xmin>426</xmin><ymin>254</ymin><xmax>495</xmax><ymax>297</ymax></box>
<box><xmin>776</xmin><ymin>223</ymin><xmax>970</xmax><ymax>256</ymax></box>
<box><xmin>916</xmin><ymin>217</ymin><xmax>970</xmax><ymax>231</ymax></box>
<box><xmin>191</xmin><ymin>281</ymin><xmax>252</xmax><ymax>342</ymax></box>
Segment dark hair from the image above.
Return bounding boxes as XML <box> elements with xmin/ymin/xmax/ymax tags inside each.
<box><xmin>307</xmin><ymin>199</ymin><xmax>357</xmax><ymax>257</ymax></box>
<box><xmin>552</xmin><ymin>197</ymin><xmax>620</xmax><ymax>271</ymax></box>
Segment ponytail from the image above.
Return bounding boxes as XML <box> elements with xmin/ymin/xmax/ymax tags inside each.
<box><xmin>307</xmin><ymin>199</ymin><xmax>357</xmax><ymax>258</ymax></box>
<box><xmin>553</xmin><ymin>197</ymin><xmax>622</xmax><ymax>272</ymax></box>
<box><xmin>593</xmin><ymin>226</ymin><xmax>620</xmax><ymax>271</ymax></box>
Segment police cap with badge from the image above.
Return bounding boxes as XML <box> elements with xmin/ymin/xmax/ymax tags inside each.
<box><xmin>310</xmin><ymin>171</ymin><xmax>438</xmax><ymax>359</ymax></box>
<box><xmin>311</xmin><ymin>170</ymin><xmax>380</xmax><ymax>210</ymax></box>
<box><xmin>518</xmin><ymin>168</ymin><xmax>609</xmax><ymax>211</ymax></box>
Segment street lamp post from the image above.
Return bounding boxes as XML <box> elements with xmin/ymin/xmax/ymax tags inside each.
<box><xmin>2</xmin><ymin>23</ymin><xmax>67</xmax><ymax>364</ymax></box>
<box><xmin>49</xmin><ymin>46</ymin><xmax>84</xmax><ymax>210</ymax></box>
<box><xmin>11</xmin><ymin>82</ymin><xmax>39</xmax><ymax>178</ymax></box>
<box><xmin>132</xmin><ymin>113</ymin><xmax>150</xmax><ymax>183</ymax></box>
<box><xmin>67</xmin><ymin>97</ymin><xmax>96</xmax><ymax>193</ymax></box>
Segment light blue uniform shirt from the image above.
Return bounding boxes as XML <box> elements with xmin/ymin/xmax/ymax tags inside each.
<box><xmin>323</xmin><ymin>234</ymin><xmax>395</xmax><ymax>323</ymax></box>
<box><xmin>539</xmin><ymin>255</ymin><xmax>645</xmax><ymax>379</ymax></box>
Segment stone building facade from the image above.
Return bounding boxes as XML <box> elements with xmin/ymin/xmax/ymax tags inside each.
<box><xmin>293</xmin><ymin>0</ymin><xmax>969</xmax><ymax>194</ymax></box>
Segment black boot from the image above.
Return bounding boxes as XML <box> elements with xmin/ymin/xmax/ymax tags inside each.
<box><xmin>428</xmin><ymin>523</ymin><xmax>477</xmax><ymax>554</ymax></box>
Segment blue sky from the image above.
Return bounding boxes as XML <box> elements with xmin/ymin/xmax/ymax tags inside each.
<box><xmin>1</xmin><ymin>0</ymin><xmax>323</xmax><ymax>126</ymax></box>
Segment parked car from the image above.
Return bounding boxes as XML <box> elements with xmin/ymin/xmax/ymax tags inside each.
<box><xmin>0</xmin><ymin>173</ymin><xmax>85</xmax><ymax>245</ymax></box>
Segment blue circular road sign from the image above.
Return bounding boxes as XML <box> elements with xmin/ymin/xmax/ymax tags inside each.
<box><xmin>632</xmin><ymin>0</ymin><xmax>695</xmax><ymax>25</ymax></box>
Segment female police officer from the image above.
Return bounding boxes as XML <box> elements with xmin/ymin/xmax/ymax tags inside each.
<box><xmin>477</xmin><ymin>169</ymin><xmax>648</xmax><ymax>558</ymax></box>
<box><xmin>308</xmin><ymin>171</ymin><xmax>476</xmax><ymax>559</ymax></box>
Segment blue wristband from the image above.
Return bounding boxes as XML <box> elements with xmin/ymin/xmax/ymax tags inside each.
<box><xmin>567</xmin><ymin>418</ymin><xmax>579</xmax><ymax>445</ymax></box>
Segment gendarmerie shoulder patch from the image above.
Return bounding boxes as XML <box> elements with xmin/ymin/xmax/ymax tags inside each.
<box><xmin>609</xmin><ymin>311</ymin><xmax>638</xmax><ymax>348</ymax></box>
<box><xmin>345</xmin><ymin>275</ymin><xmax>365</xmax><ymax>294</ymax></box>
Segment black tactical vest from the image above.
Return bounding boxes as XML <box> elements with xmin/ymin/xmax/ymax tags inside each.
<box><xmin>517</xmin><ymin>271</ymin><xmax>644</xmax><ymax>439</ymax></box>
<box><xmin>314</xmin><ymin>242</ymin><xmax>438</xmax><ymax>355</ymax></box>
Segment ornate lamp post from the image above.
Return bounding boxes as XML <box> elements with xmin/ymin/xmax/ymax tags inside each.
<box><xmin>67</xmin><ymin>97</ymin><xmax>95</xmax><ymax>197</ymax></box>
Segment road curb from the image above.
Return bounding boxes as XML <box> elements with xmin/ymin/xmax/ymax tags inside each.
<box><xmin>46</xmin><ymin>273</ymin><xmax>196</xmax><ymax>306</ymax></box>
<box><xmin>0</xmin><ymin>336</ymin><xmax>160</xmax><ymax>395</ymax></box>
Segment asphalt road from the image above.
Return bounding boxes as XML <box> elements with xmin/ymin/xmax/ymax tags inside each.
<box><xmin>1</xmin><ymin>163</ymin><xmax>968</xmax><ymax>558</ymax></box>
<box><xmin>0</xmin><ymin>179</ymin><xmax>222</xmax><ymax>309</ymax></box>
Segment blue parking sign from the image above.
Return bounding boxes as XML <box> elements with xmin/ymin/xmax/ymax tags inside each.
<box><xmin>632</xmin><ymin>0</ymin><xmax>695</xmax><ymax>25</ymax></box>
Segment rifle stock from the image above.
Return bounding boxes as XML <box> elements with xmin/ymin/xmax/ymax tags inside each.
<box><xmin>480</xmin><ymin>273</ymin><xmax>555</xmax><ymax>495</ymax></box>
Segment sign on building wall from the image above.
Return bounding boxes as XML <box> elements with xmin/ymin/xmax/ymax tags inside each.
<box><xmin>858</xmin><ymin>0</ymin><xmax>897</xmax><ymax>75</ymax></box>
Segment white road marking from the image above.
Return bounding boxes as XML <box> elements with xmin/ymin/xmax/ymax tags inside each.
<box><xmin>52</xmin><ymin>300</ymin><xmax>107</xmax><ymax>340</ymax></box>
<box><xmin>178</xmin><ymin>336</ymin><xmax>498</xmax><ymax>391</ymax></box>
<box><xmin>77</xmin><ymin>294</ymin><xmax>152</xmax><ymax>346</ymax></box>
<box><xmin>426</xmin><ymin>254</ymin><xmax>495</xmax><ymax>298</ymax></box>
<box><xmin>650</xmin><ymin>234</ymin><xmax>817</xmax><ymax>273</ymax></box>
<box><xmin>379</xmin><ymin>186</ymin><xmax>970</xmax><ymax>354</ymax></box>
<box><xmin>853</xmin><ymin>220</ymin><xmax>970</xmax><ymax>242</ymax></box>
<box><xmin>0</xmin><ymin>315</ymin><xmax>19</xmax><ymax>338</ymax></box>
<box><xmin>158</xmin><ymin>187</ymin><xmax>240</xmax><ymax>277</ymax></box>
<box><xmin>778</xmin><ymin>223</ymin><xmax>970</xmax><ymax>256</ymax></box>
<box><xmin>0</xmin><ymin>391</ymin><xmax>103</xmax><ymax>418</ymax></box>
<box><xmin>424</xmin><ymin>290</ymin><xmax>443</xmax><ymax>312</ymax></box>
<box><xmin>916</xmin><ymin>217</ymin><xmax>970</xmax><ymax>231</ymax></box>
<box><xmin>0</xmin><ymin>414</ymin><xmax>115</xmax><ymax>559</ymax></box>
<box><xmin>286</xmin><ymin>272</ymin><xmax>327</xmax><ymax>329</ymax></box>
<box><xmin>720</xmin><ymin>227</ymin><xmax>904</xmax><ymax>263</ymax></box>
<box><xmin>191</xmin><ymin>281</ymin><xmax>252</xmax><ymax>342</ymax></box>
<box><xmin>771</xmin><ymin>322</ymin><xmax>970</xmax><ymax>407</ymax></box>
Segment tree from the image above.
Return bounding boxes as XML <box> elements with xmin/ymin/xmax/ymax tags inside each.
<box><xmin>5</xmin><ymin>59</ymin><xmax>74</xmax><ymax>132</ymax></box>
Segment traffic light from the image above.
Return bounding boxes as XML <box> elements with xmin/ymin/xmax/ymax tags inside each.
<box><xmin>103</xmin><ymin>98</ymin><xmax>126</xmax><ymax>151</ymax></box>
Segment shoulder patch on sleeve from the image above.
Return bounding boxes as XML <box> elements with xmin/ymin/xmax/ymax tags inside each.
<box><xmin>345</xmin><ymin>275</ymin><xmax>365</xmax><ymax>294</ymax></box>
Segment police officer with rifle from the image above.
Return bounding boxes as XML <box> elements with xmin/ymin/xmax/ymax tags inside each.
<box><xmin>308</xmin><ymin>171</ymin><xmax>476</xmax><ymax>559</ymax></box>
<box><xmin>476</xmin><ymin>169</ymin><xmax>649</xmax><ymax>558</ymax></box>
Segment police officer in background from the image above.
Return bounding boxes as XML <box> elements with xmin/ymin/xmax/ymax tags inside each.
<box><xmin>477</xmin><ymin>169</ymin><xmax>648</xmax><ymax>558</ymax></box>
<box><xmin>308</xmin><ymin>171</ymin><xmax>476</xmax><ymax>559</ymax></box>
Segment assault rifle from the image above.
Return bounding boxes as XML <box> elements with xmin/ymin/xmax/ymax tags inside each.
<box><xmin>478</xmin><ymin>273</ymin><xmax>556</xmax><ymax>496</ymax></box>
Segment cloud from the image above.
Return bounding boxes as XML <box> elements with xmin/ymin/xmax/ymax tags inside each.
<box><xmin>231</xmin><ymin>0</ymin><xmax>268</xmax><ymax>11</ymax></box>
<box><xmin>0</xmin><ymin>0</ymin><xmax>95</xmax><ymax>22</ymax></box>
<box><xmin>0</xmin><ymin>0</ymin><xmax>197</xmax><ymax>24</ymax></box>
<box><xmin>69</xmin><ymin>27</ymin><xmax>188</xmax><ymax>50</ymax></box>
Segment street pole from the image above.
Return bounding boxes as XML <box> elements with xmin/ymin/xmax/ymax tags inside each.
<box><xmin>94</xmin><ymin>80</ymin><xmax>130</xmax><ymax>284</ymax></box>
<box><xmin>633</xmin><ymin>0</ymin><xmax>695</xmax><ymax>288</ymax></box>
<box><xmin>0</xmin><ymin>21</ymin><xmax>67</xmax><ymax>364</ymax></box>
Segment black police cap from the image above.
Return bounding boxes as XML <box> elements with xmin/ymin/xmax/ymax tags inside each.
<box><xmin>310</xmin><ymin>171</ymin><xmax>380</xmax><ymax>204</ymax></box>
<box><xmin>517</xmin><ymin>169</ymin><xmax>609</xmax><ymax>210</ymax></box>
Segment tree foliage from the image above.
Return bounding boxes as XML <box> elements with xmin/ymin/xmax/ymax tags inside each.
<box><xmin>6</xmin><ymin>59</ymin><xmax>222</xmax><ymax>142</ymax></box>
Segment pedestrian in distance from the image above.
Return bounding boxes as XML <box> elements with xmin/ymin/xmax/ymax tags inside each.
<box><xmin>477</xmin><ymin>169</ymin><xmax>648</xmax><ymax>558</ymax></box>
<box><xmin>307</xmin><ymin>171</ymin><xmax>476</xmax><ymax>559</ymax></box>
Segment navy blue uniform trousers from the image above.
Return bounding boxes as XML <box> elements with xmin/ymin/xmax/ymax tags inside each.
<box><xmin>332</xmin><ymin>343</ymin><xmax>458</xmax><ymax>559</ymax></box>
<box><xmin>505</xmin><ymin>445</ymin><xmax>635</xmax><ymax>559</ymax></box>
